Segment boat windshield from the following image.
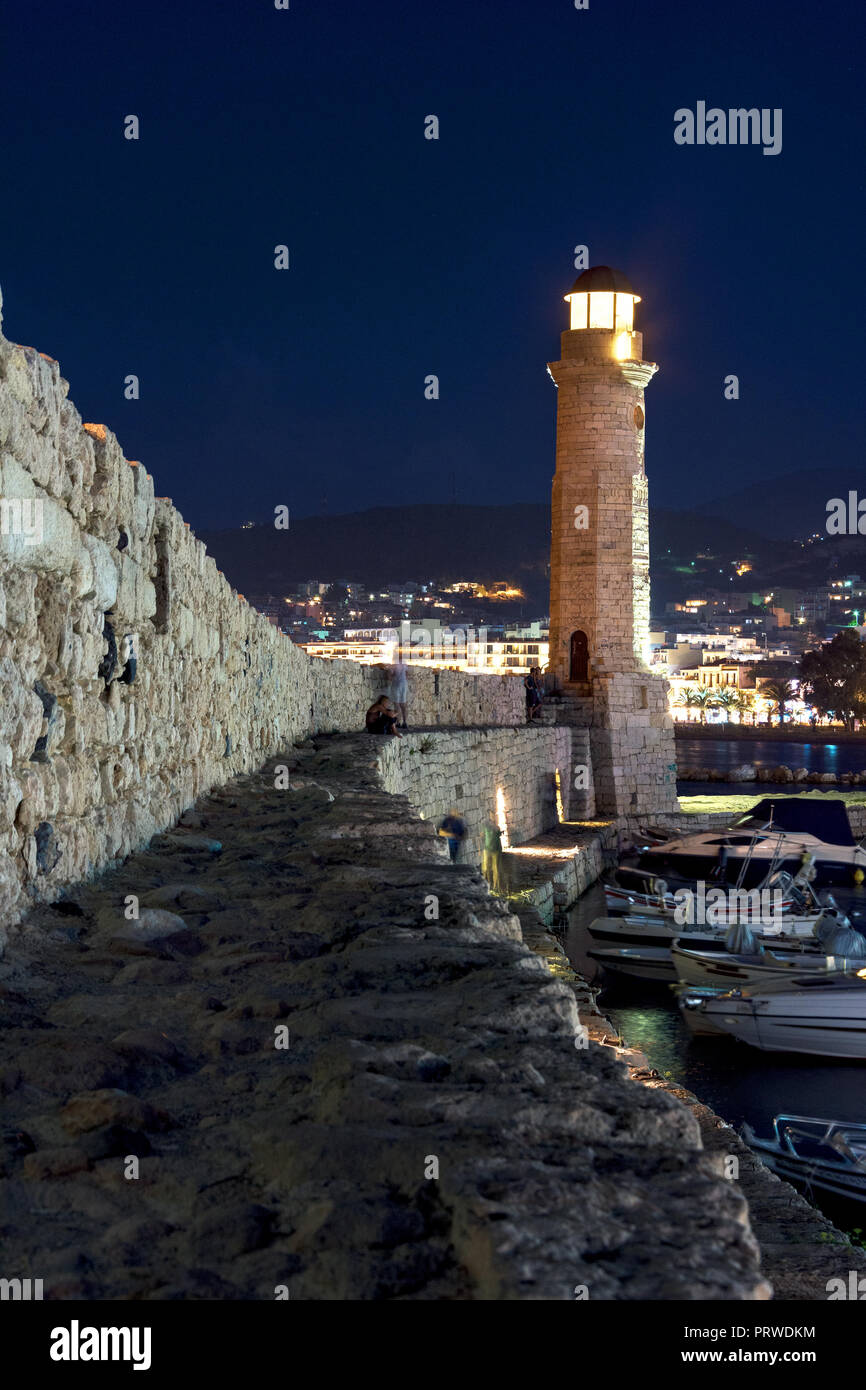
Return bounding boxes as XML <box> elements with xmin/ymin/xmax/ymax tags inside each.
<box><xmin>732</xmin><ymin>812</ymin><xmax>773</xmax><ymax>830</ymax></box>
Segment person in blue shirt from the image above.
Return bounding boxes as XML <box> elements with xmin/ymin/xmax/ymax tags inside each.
<box><xmin>437</xmin><ymin>811</ymin><xmax>467</xmax><ymax>863</ymax></box>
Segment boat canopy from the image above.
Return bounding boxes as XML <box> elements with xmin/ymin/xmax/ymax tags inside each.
<box><xmin>733</xmin><ymin>798</ymin><xmax>856</xmax><ymax>847</ymax></box>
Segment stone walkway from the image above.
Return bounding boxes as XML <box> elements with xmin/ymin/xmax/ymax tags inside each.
<box><xmin>0</xmin><ymin>734</ymin><xmax>765</xmax><ymax>1300</ymax></box>
<box><xmin>504</xmin><ymin>819</ymin><xmax>618</xmax><ymax>927</ymax></box>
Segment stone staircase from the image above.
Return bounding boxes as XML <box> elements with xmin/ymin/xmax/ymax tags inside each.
<box><xmin>539</xmin><ymin>691</ymin><xmax>594</xmax><ymax>727</ymax></box>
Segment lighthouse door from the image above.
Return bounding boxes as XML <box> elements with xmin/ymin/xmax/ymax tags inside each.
<box><xmin>569</xmin><ymin>630</ymin><xmax>589</xmax><ymax>683</ymax></box>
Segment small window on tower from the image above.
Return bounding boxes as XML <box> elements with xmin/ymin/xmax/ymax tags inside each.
<box><xmin>634</xmin><ymin>405</ymin><xmax>645</xmax><ymax>430</ymax></box>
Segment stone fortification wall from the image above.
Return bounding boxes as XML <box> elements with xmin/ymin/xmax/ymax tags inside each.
<box><xmin>0</xmin><ymin>737</ymin><xmax>769</xmax><ymax>1300</ymax></box>
<box><xmin>0</xmin><ymin>294</ymin><xmax>523</xmax><ymax>925</ymax></box>
<box><xmin>376</xmin><ymin>727</ymin><xmax>579</xmax><ymax>863</ymax></box>
<box><xmin>590</xmin><ymin>671</ymin><xmax>679</xmax><ymax>816</ymax></box>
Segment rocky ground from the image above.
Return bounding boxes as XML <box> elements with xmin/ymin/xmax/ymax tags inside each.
<box><xmin>0</xmin><ymin>734</ymin><xmax>767</xmax><ymax>1300</ymax></box>
<box><xmin>678</xmin><ymin>762</ymin><xmax>866</xmax><ymax>786</ymax></box>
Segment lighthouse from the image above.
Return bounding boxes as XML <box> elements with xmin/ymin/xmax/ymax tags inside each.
<box><xmin>547</xmin><ymin>265</ymin><xmax>678</xmax><ymax>815</ymax></box>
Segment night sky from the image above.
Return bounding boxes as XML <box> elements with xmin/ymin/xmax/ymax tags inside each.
<box><xmin>1</xmin><ymin>0</ymin><xmax>862</xmax><ymax>531</ymax></box>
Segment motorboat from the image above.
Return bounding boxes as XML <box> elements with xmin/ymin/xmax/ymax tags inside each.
<box><xmin>603</xmin><ymin>871</ymin><xmax>681</xmax><ymax>916</ymax></box>
<box><xmin>625</xmin><ymin>797</ymin><xmax>866</xmax><ymax>891</ymax></box>
<box><xmin>587</xmin><ymin>912</ymin><xmax>821</xmax><ymax>951</ymax></box>
<box><xmin>677</xmin><ymin>972</ymin><xmax>866</xmax><ymax>1058</ymax></box>
<box><xmin>588</xmin><ymin>944</ymin><xmax>681</xmax><ymax>982</ymax></box>
<box><xmin>604</xmin><ymin>866</ymin><xmax>797</xmax><ymax>918</ymax></box>
<box><xmin>671</xmin><ymin>943</ymin><xmax>866</xmax><ymax>991</ymax></box>
<box><xmin>589</xmin><ymin>942</ymin><xmax>854</xmax><ymax>986</ymax></box>
<box><xmin>742</xmin><ymin>1115</ymin><xmax>866</xmax><ymax>1205</ymax></box>
<box><xmin>605</xmin><ymin>846</ymin><xmax>823</xmax><ymax>923</ymax></box>
<box><xmin>589</xmin><ymin>904</ymin><xmax>866</xmax><ymax>985</ymax></box>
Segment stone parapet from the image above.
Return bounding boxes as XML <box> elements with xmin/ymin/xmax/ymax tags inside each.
<box><xmin>0</xmin><ymin>295</ymin><xmax>524</xmax><ymax>925</ymax></box>
<box><xmin>375</xmin><ymin>726</ymin><xmax>575</xmax><ymax>862</ymax></box>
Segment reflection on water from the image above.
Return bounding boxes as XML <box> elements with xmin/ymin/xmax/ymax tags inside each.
<box><xmin>566</xmin><ymin>881</ymin><xmax>866</xmax><ymax>1223</ymax></box>
<box><xmin>677</xmin><ymin>737</ymin><xmax>864</xmax><ymax>777</ymax></box>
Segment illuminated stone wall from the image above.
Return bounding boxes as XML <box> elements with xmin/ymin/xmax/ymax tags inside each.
<box><xmin>376</xmin><ymin>726</ymin><xmax>585</xmax><ymax>863</ymax></box>
<box><xmin>0</xmin><ymin>291</ymin><xmax>525</xmax><ymax>925</ymax></box>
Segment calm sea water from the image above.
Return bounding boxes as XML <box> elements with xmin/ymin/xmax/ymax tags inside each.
<box><xmin>566</xmin><ymin>881</ymin><xmax>866</xmax><ymax>1227</ymax></box>
<box><xmin>677</xmin><ymin>736</ymin><xmax>866</xmax><ymax>777</ymax></box>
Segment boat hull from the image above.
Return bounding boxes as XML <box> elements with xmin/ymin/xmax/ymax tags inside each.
<box><xmin>685</xmin><ymin>983</ymin><xmax>866</xmax><ymax>1058</ymax></box>
<box><xmin>670</xmin><ymin>946</ymin><xmax>861</xmax><ymax>991</ymax></box>
<box><xmin>743</xmin><ymin>1117</ymin><xmax>866</xmax><ymax>1205</ymax></box>
<box><xmin>749</xmin><ymin>1147</ymin><xmax>866</xmax><ymax>1204</ymax></box>
<box><xmin>588</xmin><ymin>946</ymin><xmax>677</xmax><ymax>981</ymax></box>
<box><xmin>587</xmin><ymin>914</ymin><xmax>819</xmax><ymax>950</ymax></box>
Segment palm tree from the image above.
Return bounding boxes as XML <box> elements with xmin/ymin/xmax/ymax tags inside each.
<box><xmin>676</xmin><ymin>685</ymin><xmax>716</xmax><ymax>725</ymax></box>
<box><xmin>691</xmin><ymin>686</ymin><xmax>718</xmax><ymax>725</ymax></box>
<box><xmin>675</xmin><ymin>687</ymin><xmax>699</xmax><ymax>723</ymax></box>
<box><xmin>761</xmin><ymin>678</ymin><xmax>798</xmax><ymax>726</ymax></box>
<box><xmin>733</xmin><ymin>691</ymin><xmax>756</xmax><ymax>726</ymax></box>
<box><xmin>713</xmin><ymin>687</ymin><xmax>741</xmax><ymax>723</ymax></box>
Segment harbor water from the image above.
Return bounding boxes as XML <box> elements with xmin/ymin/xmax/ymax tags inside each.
<box><xmin>565</xmin><ymin>755</ymin><xmax>866</xmax><ymax>1227</ymax></box>
<box><xmin>677</xmin><ymin>735</ymin><xmax>866</xmax><ymax>796</ymax></box>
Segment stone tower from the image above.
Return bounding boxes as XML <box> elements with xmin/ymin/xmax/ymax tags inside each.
<box><xmin>548</xmin><ymin>265</ymin><xmax>678</xmax><ymax>816</ymax></box>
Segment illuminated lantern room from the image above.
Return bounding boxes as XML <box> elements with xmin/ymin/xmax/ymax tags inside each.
<box><xmin>564</xmin><ymin>265</ymin><xmax>640</xmax><ymax>359</ymax></box>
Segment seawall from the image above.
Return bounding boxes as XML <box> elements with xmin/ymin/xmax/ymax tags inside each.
<box><xmin>376</xmin><ymin>727</ymin><xmax>591</xmax><ymax>862</ymax></box>
<box><xmin>0</xmin><ymin>734</ymin><xmax>769</xmax><ymax>1300</ymax></box>
<box><xmin>0</xmin><ymin>292</ymin><xmax>523</xmax><ymax>925</ymax></box>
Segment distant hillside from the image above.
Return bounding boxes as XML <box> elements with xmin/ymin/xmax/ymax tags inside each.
<box><xmin>650</xmin><ymin>510</ymin><xmax>770</xmax><ymax>558</ymax></box>
<box><xmin>200</xmin><ymin>503</ymin><xmax>550</xmax><ymax>598</ymax></box>
<box><xmin>696</xmin><ymin>469</ymin><xmax>863</xmax><ymax>540</ymax></box>
<box><xmin>198</xmin><ymin>498</ymin><xmax>854</xmax><ymax>611</ymax></box>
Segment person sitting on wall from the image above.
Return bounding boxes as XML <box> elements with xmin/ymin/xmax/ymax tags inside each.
<box><xmin>437</xmin><ymin>810</ymin><xmax>467</xmax><ymax>864</ymax></box>
<box><xmin>365</xmin><ymin>695</ymin><xmax>402</xmax><ymax>737</ymax></box>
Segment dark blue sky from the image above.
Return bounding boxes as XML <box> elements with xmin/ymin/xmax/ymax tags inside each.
<box><xmin>1</xmin><ymin>0</ymin><xmax>862</xmax><ymax>530</ymax></box>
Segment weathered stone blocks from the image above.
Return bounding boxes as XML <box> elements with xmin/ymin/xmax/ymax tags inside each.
<box><xmin>0</xmin><ymin>293</ymin><xmax>529</xmax><ymax>924</ymax></box>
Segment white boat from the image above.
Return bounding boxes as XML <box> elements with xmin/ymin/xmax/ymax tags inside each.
<box><xmin>587</xmin><ymin>912</ymin><xmax>822</xmax><ymax>950</ymax></box>
<box><xmin>742</xmin><ymin>1115</ymin><xmax>866</xmax><ymax>1205</ymax></box>
<box><xmin>603</xmin><ymin>874</ymin><xmax>680</xmax><ymax>916</ymax></box>
<box><xmin>670</xmin><ymin>944</ymin><xmax>866</xmax><ymax>991</ymax></box>
<box><xmin>588</xmin><ymin>944</ymin><xmax>679</xmax><ymax>982</ymax></box>
<box><xmin>678</xmin><ymin>973</ymin><xmax>866</xmax><ymax>1058</ymax></box>
<box><xmin>605</xmin><ymin>849</ymin><xmax>818</xmax><ymax>922</ymax></box>
<box><xmin>603</xmin><ymin>873</ymin><xmax>799</xmax><ymax>919</ymax></box>
<box><xmin>589</xmin><ymin>941</ymin><xmax>853</xmax><ymax>987</ymax></box>
<box><xmin>627</xmin><ymin>797</ymin><xmax>866</xmax><ymax>891</ymax></box>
